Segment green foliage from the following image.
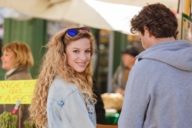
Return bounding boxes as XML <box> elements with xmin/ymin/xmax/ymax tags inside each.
<box><xmin>0</xmin><ymin>111</ymin><xmax>17</xmax><ymax>128</ymax></box>
<box><xmin>0</xmin><ymin>111</ymin><xmax>36</xmax><ymax>128</ymax></box>
<box><xmin>24</xmin><ymin>119</ymin><xmax>36</xmax><ymax>128</ymax></box>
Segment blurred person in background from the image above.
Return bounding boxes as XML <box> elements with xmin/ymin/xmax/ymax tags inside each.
<box><xmin>0</xmin><ymin>41</ymin><xmax>34</xmax><ymax>128</ymax></box>
<box><xmin>30</xmin><ymin>26</ymin><xmax>96</xmax><ymax>128</ymax></box>
<box><xmin>119</xmin><ymin>3</ymin><xmax>192</xmax><ymax>128</ymax></box>
<box><xmin>112</xmin><ymin>46</ymin><xmax>139</xmax><ymax>95</ymax></box>
<box><xmin>1</xmin><ymin>41</ymin><xmax>34</xmax><ymax>80</ymax></box>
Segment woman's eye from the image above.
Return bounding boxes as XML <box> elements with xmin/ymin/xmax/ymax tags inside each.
<box><xmin>73</xmin><ymin>50</ymin><xmax>79</xmax><ymax>53</ymax></box>
<box><xmin>85</xmin><ymin>50</ymin><xmax>91</xmax><ymax>53</ymax></box>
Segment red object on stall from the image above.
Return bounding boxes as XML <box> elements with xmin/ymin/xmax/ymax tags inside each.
<box><xmin>11</xmin><ymin>101</ymin><xmax>20</xmax><ymax>114</ymax></box>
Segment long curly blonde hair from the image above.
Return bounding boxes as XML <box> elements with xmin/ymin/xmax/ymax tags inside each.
<box><xmin>29</xmin><ymin>26</ymin><xmax>96</xmax><ymax>128</ymax></box>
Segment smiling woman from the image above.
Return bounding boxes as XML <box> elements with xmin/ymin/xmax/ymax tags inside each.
<box><xmin>66</xmin><ymin>38</ymin><xmax>92</xmax><ymax>73</ymax></box>
<box><xmin>29</xmin><ymin>25</ymin><xmax>97</xmax><ymax>128</ymax></box>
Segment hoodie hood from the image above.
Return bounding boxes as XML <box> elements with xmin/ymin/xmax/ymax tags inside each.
<box><xmin>137</xmin><ymin>40</ymin><xmax>192</xmax><ymax>72</ymax></box>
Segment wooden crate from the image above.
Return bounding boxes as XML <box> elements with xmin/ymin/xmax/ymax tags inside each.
<box><xmin>97</xmin><ymin>124</ymin><xmax>118</xmax><ymax>128</ymax></box>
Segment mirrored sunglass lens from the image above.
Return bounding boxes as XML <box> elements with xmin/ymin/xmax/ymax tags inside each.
<box><xmin>67</xmin><ymin>29</ymin><xmax>78</xmax><ymax>37</ymax></box>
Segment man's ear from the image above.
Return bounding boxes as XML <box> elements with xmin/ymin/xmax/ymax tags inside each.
<box><xmin>144</xmin><ymin>26</ymin><xmax>152</xmax><ymax>37</ymax></box>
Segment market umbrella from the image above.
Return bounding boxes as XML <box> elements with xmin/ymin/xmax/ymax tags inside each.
<box><xmin>0</xmin><ymin>0</ymin><xmax>141</xmax><ymax>92</ymax></box>
<box><xmin>100</xmin><ymin>0</ymin><xmax>180</xmax><ymax>11</ymax></box>
<box><xmin>0</xmin><ymin>0</ymin><xmax>141</xmax><ymax>34</ymax></box>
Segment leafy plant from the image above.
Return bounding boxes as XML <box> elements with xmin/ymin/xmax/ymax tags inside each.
<box><xmin>24</xmin><ymin>119</ymin><xmax>36</xmax><ymax>128</ymax></box>
<box><xmin>0</xmin><ymin>111</ymin><xmax>17</xmax><ymax>128</ymax></box>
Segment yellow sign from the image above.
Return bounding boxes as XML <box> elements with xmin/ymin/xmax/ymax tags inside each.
<box><xmin>0</xmin><ymin>80</ymin><xmax>36</xmax><ymax>104</ymax></box>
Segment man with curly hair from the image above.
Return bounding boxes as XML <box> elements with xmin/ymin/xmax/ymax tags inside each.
<box><xmin>119</xmin><ymin>3</ymin><xmax>192</xmax><ymax>128</ymax></box>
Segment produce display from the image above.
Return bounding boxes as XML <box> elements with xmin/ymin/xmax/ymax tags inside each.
<box><xmin>0</xmin><ymin>111</ymin><xmax>17</xmax><ymax>128</ymax></box>
<box><xmin>0</xmin><ymin>111</ymin><xmax>35</xmax><ymax>128</ymax></box>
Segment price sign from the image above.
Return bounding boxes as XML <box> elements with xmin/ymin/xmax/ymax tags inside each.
<box><xmin>0</xmin><ymin>80</ymin><xmax>36</xmax><ymax>104</ymax></box>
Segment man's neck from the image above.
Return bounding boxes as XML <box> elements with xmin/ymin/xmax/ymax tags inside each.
<box><xmin>149</xmin><ymin>37</ymin><xmax>175</xmax><ymax>48</ymax></box>
<box><xmin>155</xmin><ymin>37</ymin><xmax>175</xmax><ymax>43</ymax></box>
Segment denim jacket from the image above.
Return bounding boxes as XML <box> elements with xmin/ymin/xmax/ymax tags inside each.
<box><xmin>47</xmin><ymin>76</ymin><xmax>96</xmax><ymax>128</ymax></box>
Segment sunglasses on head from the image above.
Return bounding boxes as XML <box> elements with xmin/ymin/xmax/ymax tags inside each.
<box><xmin>60</xmin><ymin>27</ymin><xmax>90</xmax><ymax>52</ymax></box>
<box><xmin>64</xmin><ymin>27</ymin><xmax>90</xmax><ymax>38</ymax></box>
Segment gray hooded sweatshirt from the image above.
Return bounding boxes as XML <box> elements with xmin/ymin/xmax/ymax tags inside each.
<box><xmin>118</xmin><ymin>40</ymin><xmax>192</xmax><ymax>128</ymax></box>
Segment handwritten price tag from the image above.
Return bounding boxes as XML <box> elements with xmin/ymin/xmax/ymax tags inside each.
<box><xmin>0</xmin><ymin>80</ymin><xmax>36</xmax><ymax>104</ymax></box>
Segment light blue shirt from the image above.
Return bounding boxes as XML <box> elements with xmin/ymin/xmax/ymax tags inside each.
<box><xmin>47</xmin><ymin>76</ymin><xmax>96</xmax><ymax>128</ymax></box>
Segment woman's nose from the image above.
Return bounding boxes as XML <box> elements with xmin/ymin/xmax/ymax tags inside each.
<box><xmin>79</xmin><ymin>53</ymin><xmax>87</xmax><ymax>60</ymax></box>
